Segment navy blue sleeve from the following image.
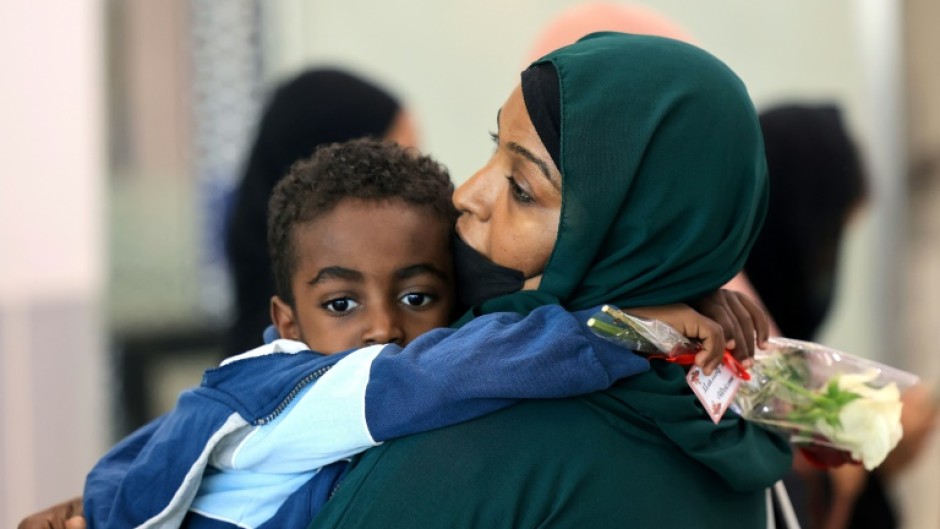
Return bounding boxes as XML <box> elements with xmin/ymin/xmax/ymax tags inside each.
<box><xmin>365</xmin><ymin>304</ymin><xmax>649</xmax><ymax>440</ymax></box>
<box><xmin>83</xmin><ymin>415</ymin><xmax>165</xmax><ymax>526</ymax></box>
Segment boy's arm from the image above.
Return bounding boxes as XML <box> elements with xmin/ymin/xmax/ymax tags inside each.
<box><xmin>82</xmin><ymin>341</ymin><xmax>338</xmax><ymax>529</ymax></box>
<box><xmin>215</xmin><ymin>304</ymin><xmax>647</xmax><ymax>473</ymax></box>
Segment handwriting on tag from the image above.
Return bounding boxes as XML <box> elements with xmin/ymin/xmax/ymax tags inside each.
<box><xmin>687</xmin><ymin>363</ymin><xmax>741</xmax><ymax>424</ymax></box>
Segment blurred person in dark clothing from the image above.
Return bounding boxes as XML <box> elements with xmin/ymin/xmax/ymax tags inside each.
<box><xmin>224</xmin><ymin>68</ymin><xmax>419</xmax><ymax>356</ymax></box>
<box><xmin>745</xmin><ymin>103</ymin><xmax>937</xmax><ymax>529</ymax></box>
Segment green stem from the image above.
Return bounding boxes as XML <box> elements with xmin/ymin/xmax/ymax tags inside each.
<box><xmin>587</xmin><ymin>318</ymin><xmax>625</xmax><ymax>339</ymax></box>
<box><xmin>771</xmin><ymin>373</ymin><xmax>819</xmax><ymax>400</ymax></box>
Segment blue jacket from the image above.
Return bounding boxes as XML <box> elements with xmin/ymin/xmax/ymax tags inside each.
<box><xmin>84</xmin><ymin>306</ymin><xmax>649</xmax><ymax>529</ymax></box>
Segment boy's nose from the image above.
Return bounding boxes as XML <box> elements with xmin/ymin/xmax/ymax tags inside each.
<box><xmin>361</xmin><ymin>306</ymin><xmax>404</xmax><ymax>347</ymax></box>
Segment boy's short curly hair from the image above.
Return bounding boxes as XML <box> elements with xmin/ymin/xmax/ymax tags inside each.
<box><xmin>267</xmin><ymin>138</ymin><xmax>456</xmax><ymax>306</ymax></box>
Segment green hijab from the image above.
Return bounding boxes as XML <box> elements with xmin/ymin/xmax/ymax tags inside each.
<box><xmin>469</xmin><ymin>32</ymin><xmax>768</xmax><ymax>318</ymax></box>
<box><xmin>312</xmin><ymin>33</ymin><xmax>789</xmax><ymax>529</ymax></box>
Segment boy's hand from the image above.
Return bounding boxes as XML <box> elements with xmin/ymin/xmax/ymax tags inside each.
<box><xmin>690</xmin><ymin>289</ymin><xmax>770</xmax><ymax>364</ymax></box>
<box><xmin>627</xmin><ymin>304</ymin><xmax>727</xmax><ymax>374</ymax></box>
<box><xmin>18</xmin><ymin>497</ymin><xmax>85</xmax><ymax>529</ymax></box>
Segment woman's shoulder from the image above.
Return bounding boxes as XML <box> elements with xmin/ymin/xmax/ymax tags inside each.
<box><xmin>312</xmin><ymin>365</ymin><xmax>791</xmax><ymax>529</ymax></box>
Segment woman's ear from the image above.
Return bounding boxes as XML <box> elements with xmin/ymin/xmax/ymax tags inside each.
<box><xmin>270</xmin><ymin>295</ymin><xmax>301</xmax><ymax>341</ymax></box>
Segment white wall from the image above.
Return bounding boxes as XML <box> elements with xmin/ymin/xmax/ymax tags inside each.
<box><xmin>0</xmin><ymin>1</ymin><xmax>108</xmax><ymax>526</ymax></box>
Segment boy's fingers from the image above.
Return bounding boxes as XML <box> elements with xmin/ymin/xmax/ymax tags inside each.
<box><xmin>709</xmin><ymin>355</ymin><xmax>723</xmax><ymax>373</ymax></box>
<box><xmin>696</xmin><ymin>349</ymin><xmax>721</xmax><ymax>375</ymax></box>
<box><xmin>710</xmin><ymin>292</ymin><xmax>745</xmax><ymax>360</ymax></box>
<box><xmin>724</xmin><ymin>292</ymin><xmax>756</xmax><ymax>360</ymax></box>
<box><xmin>694</xmin><ymin>319</ymin><xmax>725</xmax><ymax>375</ymax></box>
<box><xmin>702</xmin><ymin>298</ymin><xmax>736</xmax><ymax>348</ymax></box>
<box><xmin>737</xmin><ymin>293</ymin><xmax>770</xmax><ymax>348</ymax></box>
<box><xmin>696</xmin><ymin>350</ymin><xmax>714</xmax><ymax>375</ymax></box>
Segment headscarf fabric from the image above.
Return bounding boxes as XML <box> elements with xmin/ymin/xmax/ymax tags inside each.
<box><xmin>224</xmin><ymin>69</ymin><xmax>400</xmax><ymax>355</ymax></box>
<box><xmin>471</xmin><ymin>32</ymin><xmax>769</xmax><ymax>318</ymax></box>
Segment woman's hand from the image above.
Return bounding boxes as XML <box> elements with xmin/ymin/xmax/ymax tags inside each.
<box><xmin>690</xmin><ymin>289</ymin><xmax>770</xmax><ymax>364</ymax></box>
<box><xmin>627</xmin><ymin>304</ymin><xmax>727</xmax><ymax>374</ymax></box>
<box><xmin>18</xmin><ymin>497</ymin><xmax>85</xmax><ymax>529</ymax></box>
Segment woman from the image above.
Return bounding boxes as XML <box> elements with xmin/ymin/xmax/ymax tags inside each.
<box><xmin>225</xmin><ymin>68</ymin><xmax>418</xmax><ymax>356</ymax></box>
<box><xmin>309</xmin><ymin>33</ymin><xmax>791</xmax><ymax>528</ymax></box>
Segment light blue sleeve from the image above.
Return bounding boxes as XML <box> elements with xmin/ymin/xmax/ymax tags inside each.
<box><xmin>209</xmin><ymin>344</ymin><xmax>386</xmax><ymax>473</ymax></box>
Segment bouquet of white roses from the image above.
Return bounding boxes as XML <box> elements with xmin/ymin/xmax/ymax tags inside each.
<box><xmin>588</xmin><ymin>305</ymin><xmax>919</xmax><ymax>470</ymax></box>
<box><xmin>735</xmin><ymin>337</ymin><xmax>918</xmax><ymax>470</ymax></box>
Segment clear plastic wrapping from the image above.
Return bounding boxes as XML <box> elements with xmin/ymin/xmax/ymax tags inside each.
<box><xmin>734</xmin><ymin>337</ymin><xmax>918</xmax><ymax>470</ymax></box>
<box><xmin>586</xmin><ymin>305</ymin><xmax>696</xmax><ymax>356</ymax></box>
<box><xmin>588</xmin><ymin>305</ymin><xmax>919</xmax><ymax>469</ymax></box>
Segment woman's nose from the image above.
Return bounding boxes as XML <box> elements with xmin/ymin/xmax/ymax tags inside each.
<box><xmin>361</xmin><ymin>305</ymin><xmax>404</xmax><ymax>347</ymax></box>
<box><xmin>452</xmin><ymin>167</ymin><xmax>492</xmax><ymax>222</ymax></box>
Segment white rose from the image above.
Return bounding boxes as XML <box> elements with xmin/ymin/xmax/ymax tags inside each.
<box><xmin>837</xmin><ymin>370</ymin><xmax>900</xmax><ymax>402</ymax></box>
<box><xmin>816</xmin><ymin>380</ymin><xmax>904</xmax><ymax>470</ymax></box>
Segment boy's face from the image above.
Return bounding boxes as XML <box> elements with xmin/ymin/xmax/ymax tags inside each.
<box><xmin>271</xmin><ymin>198</ymin><xmax>454</xmax><ymax>354</ymax></box>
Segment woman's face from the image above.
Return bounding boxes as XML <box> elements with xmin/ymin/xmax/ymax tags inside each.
<box><xmin>452</xmin><ymin>86</ymin><xmax>562</xmax><ymax>288</ymax></box>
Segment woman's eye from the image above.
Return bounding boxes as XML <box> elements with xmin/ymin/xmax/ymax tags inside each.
<box><xmin>400</xmin><ymin>292</ymin><xmax>435</xmax><ymax>307</ymax></box>
<box><xmin>322</xmin><ymin>298</ymin><xmax>360</xmax><ymax>314</ymax></box>
<box><xmin>506</xmin><ymin>176</ymin><xmax>534</xmax><ymax>204</ymax></box>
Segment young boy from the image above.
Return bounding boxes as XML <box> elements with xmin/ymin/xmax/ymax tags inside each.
<box><xmin>79</xmin><ymin>139</ymin><xmax>757</xmax><ymax>529</ymax></box>
<box><xmin>80</xmin><ymin>139</ymin><xmax>647</xmax><ymax>528</ymax></box>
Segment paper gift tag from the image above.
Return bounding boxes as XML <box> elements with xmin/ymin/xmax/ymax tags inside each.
<box><xmin>687</xmin><ymin>363</ymin><xmax>741</xmax><ymax>424</ymax></box>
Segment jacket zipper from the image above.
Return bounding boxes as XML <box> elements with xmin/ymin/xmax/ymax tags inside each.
<box><xmin>253</xmin><ymin>364</ymin><xmax>334</xmax><ymax>425</ymax></box>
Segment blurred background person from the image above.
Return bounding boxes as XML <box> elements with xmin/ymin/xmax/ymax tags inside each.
<box><xmin>224</xmin><ymin>68</ymin><xmax>418</xmax><ymax>356</ymax></box>
<box><xmin>524</xmin><ymin>1</ymin><xmax>695</xmax><ymax>62</ymax></box>
<box><xmin>745</xmin><ymin>103</ymin><xmax>938</xmax><ymax>529</ymax></box>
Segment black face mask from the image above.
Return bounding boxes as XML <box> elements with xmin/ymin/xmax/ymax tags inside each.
<box><xmin>453</xmin><ymin>234</ymin><xmax>526</xmax><ymax>312</ymax></box>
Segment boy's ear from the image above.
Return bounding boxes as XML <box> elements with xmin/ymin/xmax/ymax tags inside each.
<box><xmin>271</xmin><ymin>295</ymin><xmax>301</xmax><ymax>341</ymax></box>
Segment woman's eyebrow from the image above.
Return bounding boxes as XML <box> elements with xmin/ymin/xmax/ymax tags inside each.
<box><xmin>506</xmin><ymin>141</ymin><xmax>561</xmax><ymax>191</ymax></box>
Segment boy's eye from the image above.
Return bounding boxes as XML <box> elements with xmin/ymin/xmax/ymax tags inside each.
<box><xmin>322</xmin><ymin>297</ymin><xmax>360</xmax><ymax>314</ymax></box>
<box><xmin>506</xmin><ymin>175</ymin><xmax>534</xmax><ymax>204</ymax></box>
<box><xmin>400</xmin><ymin>292</ymin><xmax>434</xmax><ymax>308</ymax></box>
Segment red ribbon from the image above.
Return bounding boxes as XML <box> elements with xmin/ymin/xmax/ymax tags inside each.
<box><xmin>649</xmin><ymin>349</ymin><xmax>751</xmax><ymax>381</ymax></box>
